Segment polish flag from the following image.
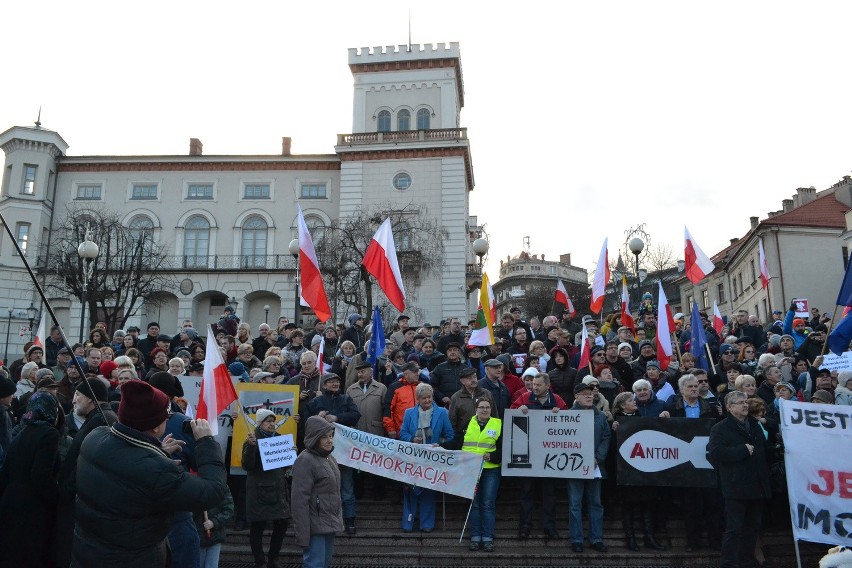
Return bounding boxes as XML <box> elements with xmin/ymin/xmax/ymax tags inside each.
<box><xmin>554</xmin><ymin>280</ymin><xmax>570</xmax><ymax>310</ymax></box>
<box><xmin>197</xmin><ymin>325</ymin><xmax>238</xmax><ymax>436</ymax></box>
<box><xmin>317</xmin><ymin>335</ymin><xmax>331</xmax><ymax>373</ymax></box>
<box><xmin>297</xmin><ymin>206</ymin><xmax>331</xmax><ymax>322</ymax></box>
<box><xmin>620</xmin><ymin>276</ymin><xmax>635</xmax><ymax>332</ymax></box>
<box><xmin>469</xmin><ymin>273</ymin><xmax>497</xmax><ymax>347</ymax></box>
<box><xmin>684</xmin><ymin>227</ymin><xmax>716</xmax><ymax>284</ymax></box>
<box><xmin>655</xmin><ymin>281</ymin><xmax>675</xmax><ymax>371</ymax></box>
<box><xmin>590</xmin><ymin>238</ymin><xmax>610</xmax><ymax>314</ymax></box>
<box><xmin>362</xmin><ymin>219</ymin><xmax>406</xmax><ymax>312</ymax></box>
<box><xmin>758</xmin><ymin>238</ymin><xmax>771</xmax><ymax>289</ymax></box>
<box><xmin>577</xmin><ymin>322</ymin><xmax>591</xmax><ymax>371</ymax></box>
<box><xmin>32</xmin><ymin>309</ymin><xmax>46</xmax><ymax>348</ymax></box>
<box><xmin>712</xmin><ymin>302</ymin><xmax>725</xmax><ymax>336</ymax></box>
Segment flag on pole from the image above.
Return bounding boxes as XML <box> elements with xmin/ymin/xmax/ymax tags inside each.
<box><xmin>712</xmin><ymin>302</ymin><xmax>725</xmax><ymax>336</ymax></box>
<box><xmin>554</xmin><ymin>279</ymin><xmax>571</xmax><ymax>310</ymax></box>
<box><xmin>365</xmin><ymin>306</ymin><xmax>386</xmax><ymax>365</ymax></box>
<box><xmin>655</xmin><ymin>281</ymin><xmax>675</xmax><ymax>371</ymax></box>
<box><xmin>684</xmin><ymin>227</ymin><xmax>716</xmax><ymax>284</ymax></box>
<box><xmin>469</xmin><ymin>273</ymin><xmax>496</xmax><ymax>347</ymax></box>
<box><xmin>835</xmin><ymin>259</ymin><xmax>852</xmax><ymax>308</ymax></box>
<box><xmin>689</xmin><ymin>301</ymin><xmax>709</xmax><ymax>371</ymax></box>
<box><xmin>362</xmin><ymin>219</ymin><xmax>406</xmax><ymax>312</ymax></box>
<box><xmin>198</xmin><ymin>325</ymin><xmax>238</xmax><ymax>436</ymax></box>
<box><xmin>297</xmin><ymin>206</ymin><xmax>331</xmax><ymax>322</ymax></box>
<box><xmin>577</xmin><ymin>322</ymin><xmax>591</xmax><ymax>371</ymax></box>
<box><xmin>317</xmin><ymin>335</ymin><xmax>331</xmax><ymax>373</ymax></box>
<box><xmin>620</xmin><ymin>276</ymin><xmax>635</xmax><ymax>332</ymax></box>
<box><xmin>590</xmin><ymin>238</ymin><xmax>609</xmax><ymax>314</ymax></box>
<box><xmin>32</xmin><ymin>309</ymin><xmax>46</xmax><ymax>348</ymax></box>
<box><xmin>828</xmin><ymin>312</ymin><xmax>852</xmax><ymax>355</ymax></box>
<box><xmin>758</xmin><ymin>238</ymin><xmax>771</xmax><ymax>289</ymax></box>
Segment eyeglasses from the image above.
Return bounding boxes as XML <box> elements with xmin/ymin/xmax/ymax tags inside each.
<box><xmin>696</xmin><ymin>379</ymin><xmax>708</xmax><ymax>383</ymax></box>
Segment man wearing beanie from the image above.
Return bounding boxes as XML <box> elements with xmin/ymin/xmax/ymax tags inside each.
<box><xmin>55</xmin><ymin>379</ymin><xmax>117</xmax><ymax>566</ymax></box>
<box><xmin>783</xmin><ymin>301</ymin><xmax>811</xmax><ymax>349</ymax></box>
<box><xmin>74</xmin><ymin>380</ymin><xmax>226</xmax><ymax>566</ymax></box>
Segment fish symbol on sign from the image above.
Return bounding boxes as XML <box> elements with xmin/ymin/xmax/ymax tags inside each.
<box><xmin>619</xmin><ymin>430</ymin><xmax>711</xmax><ymax>473</ymax></box>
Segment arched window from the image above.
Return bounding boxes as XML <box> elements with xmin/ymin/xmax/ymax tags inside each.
<box><xmin>377</xmin><ymin>110</ymin><xmax>391</xmax><ymax>133</ymax></box>
<box><xmin>303</xmin><ymin>215</ymin><xmax>326</xmax><ymax>247</ymax></box>
<box><xmin>128</xmin><ymin>215</ymin><xmax>155</xmax><ymax>243</ymax></box>
<box><xmin>397</xmin><ymin>109</ymin><xmax>411</xmax><ymax>131</ymax></box>
<box><xmin>417</xmin><ymin>108</ymin><xmax>431</xmax><ymax>130</ymax></box>
<box><xmin>241</xmin><ymin>216</ymin><xmax>267</xmax><ymax>268</ymax></box>
<box><xmin>183</xmin><ymin>216</ymin><xmax>210</xmax><ymax>268</ymax></box>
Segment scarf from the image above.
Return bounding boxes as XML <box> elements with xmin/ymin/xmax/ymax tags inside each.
<box><xmin>416</xmin><ymin>405</ymin><xmax>434</xmax><ymax>443</ymax></box>
<box><xmin>300</xmin><ymin>367</ymin><xmax>320</xmax><ymax>389</ymax></box>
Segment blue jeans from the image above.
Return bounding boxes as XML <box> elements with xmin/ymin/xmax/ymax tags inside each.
<box><xmin>402</xmin><ymin>486</ymin><xmax>436</xmax><ymax>531</ymax></box>
<box><xmin>470</xmin><ymin>467</ymin><xmax>500</xmax><ymax>542</ymax></box>
<box><xmin>340</xmin><ymin>465</ymin><xmax>356</xmax><ymax>519</ymax></box>
<box><xmin>303</xmin><ymin>533</ymin><xmax>335</xmax><ymax>568</ymax></box>
<box><xmin>199</xmin><ymin>544</ymin><xmax>221</xmax><ymax>568</ymax></box>
<box><xmin>167</xmin><ymin>511</ymin><xmax>200</xmax><ymax>568</ymax></box>
<box><xmin>568</xmin><ymin>478</ymin><xmax>604</xmax><ymax>544</ymax></box>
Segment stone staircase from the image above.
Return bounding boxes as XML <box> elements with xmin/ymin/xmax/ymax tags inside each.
<box><xmin>219</xmin><ymin>479</ymin><xmax>827</xmax><ymax>567</ymax></box>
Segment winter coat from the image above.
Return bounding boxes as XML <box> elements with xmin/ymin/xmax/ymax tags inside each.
<box><xmin>708</xmin><ymin>415</ymin><xmax>771</xmax><ymax>501</ymax></box>
<box><xmin>302</xmin><ymin>392</ymin><xmax>361</xmax><ymax>427</ymax></box>
<box><xmin>510</xmin><ymin>389</ymin><xmax>568</xmax><ymax>411</ymax></box>
<box><xmin>664</xmin><ymin>395</ymin><xmax>716</xmax><ymax>419</ymax></box>
<box><xmin>0</xmin><ymin>422</ymin><xmax>60</xmax><ymax>567</ymax></box>
<box><xmin>73</xmin><ymin>424</ymin><xmax>227</xmax><ymax>567</ymax></box>
<box><xmin>835</xmin><ymin>384</ymin><xmax>852</xmax><ymax>406</ymax></box>
<box><xmin>547</xmin><ymin>364</ymin><xmax>577</xmax><ymax>403</ymax></box>
<box><xmin>346</xmin><ymin>379</ymin><xmax>387</xmax><ymax>436</ymax></box>
<box><xmin>570</xmin><ymin>402</ymin><xmax>611</xmax><ymax>477</ymax></box>
<box><xmin>448</xmin><ymin>387</ymin><xmax>494</xmax><ymax>443</ymax></box>
<box><xmin>477</xmin><ymin>377</ymin><xmax>511</xmax><ymax>418</ymax></box>
<box><xmin>382</xmin><ymin>379</ymin><xmax>419</xmax><ymax>436</ymax></box>
<box><xmin>194</xmin><ymin>484</ymin><xmax>234</xmax><ymax>547</ymax></box>
<box><xmin>635</xmin><ymin>392</ymin><xmax>667</xmax><ymax>417</ymax></box>
<box><xmin>242</xmin><ymin>428</ymin><xmax>291</xmax><ymax>523</ymax></box>
<box><xmin>290</xmin><ymin>417</ymin><xmax>343</xmax><ymax>548</ymax></box>
<box><xmin>400</xmin><ymin>404</ymin><xmax>454</xmax><ymax>446</ymax></box>
<box><xmin>340</xmin><ymin>325</ymin><xmax>366</xmax><ymax>352</ymax></box>
<box><xmin>430</xmin><ymin>359</ymin><xmax>467</xmax><ymax>403</ymax></box>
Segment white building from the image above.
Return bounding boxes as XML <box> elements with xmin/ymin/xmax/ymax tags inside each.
<box><xmin>0</xmin><ymin>42</ymin><xmax>480</xmax><ymax>358</ymax></box>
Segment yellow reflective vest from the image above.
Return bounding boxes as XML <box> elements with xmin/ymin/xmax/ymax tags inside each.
<box><xmin>462</xmin><ymin>416</ymin><xmax>502</xmax><ymax>469</ymax></box>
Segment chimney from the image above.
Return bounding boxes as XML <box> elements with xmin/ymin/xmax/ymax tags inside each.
<box><xmin>782</xmin><ymin>199</ymin><xmax>794</xmax><ymax>212</ymax></box>
<box><xmin>795</xmin><ymin>186</ymin><xmax>817</xmax><ymax>206</ymax></box>
<box><xmin>541</xmin><ymin>254</ymin><xmax>545</xmax><ymax>261</ymax></box>
<box><xmin>559</xmin><ymin>253</ymin><xmax>572</xmax><ymax>265</ymax></box>
<box><xmin>282</xmin><ymin>137</ymin><xmax>292</xmax><ymax>156</ymax></box>
<box><xmin>189</xmin><ymin>138</ymin><xmax>203</xmax><ymax>156</ymax></box>
<box><xmin>750</xmin><ymin>216</ymin><xmax>759</xmax><ymax>229</ymax></box>
<box><xmin>730</xmin><ymin>238</ymin><xmax>739</xmax><ymax>245</ymax></box>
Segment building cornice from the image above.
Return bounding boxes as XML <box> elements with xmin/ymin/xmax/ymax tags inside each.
<box><xmin>350</xmin><ymin>58</ymin><xmax>464</xmax><ymax>108</ymax></box>
<box><xmin>337</xmin><ymin>146</ymin><xmax>474</xmax><ymax>190</ymax></box>
<box><xmin>57</xmin><ymin>157</ymin><xmax>341</xmax><ymax>173</ymax></box>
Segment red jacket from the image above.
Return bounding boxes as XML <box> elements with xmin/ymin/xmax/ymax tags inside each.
<box><xmin>510</xmin><ymin>390</ymin><xmax>568</xmax><ymax>410</ymax></box>
<box><xmin>382</xmin><ymin>379</ymin><xmax>418</xmax><ymax>437</ymax></box>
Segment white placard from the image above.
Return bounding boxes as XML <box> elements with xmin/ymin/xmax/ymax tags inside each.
<box><xmin>500</xmin><ymin>409</ymin><xmax>595</xmax><ymax>479</ymax></box>
<box><xmin>257</xmin><ymin>434</ymin><xmax>296</xmax><ymax>471</ymax></box>
<box><xmin>780</xmin><ymin>400</ymin><xmax>852</xmax><ymax>546</ymax></box>
<box><xmin>793</xmin><ymin>298</ymin><xmax>809</xmax><ymax>318</ymax></box>
<box><xmin>818</xmin><ymin>352</ymin><xmax>852</xmax><ymax>373</ymax></box>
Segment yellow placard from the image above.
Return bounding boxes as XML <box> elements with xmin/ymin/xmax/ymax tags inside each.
<box><xmin>230</xmin><ymin>383</ymin><xmax>300</xmax><ymax>472</ymax></box>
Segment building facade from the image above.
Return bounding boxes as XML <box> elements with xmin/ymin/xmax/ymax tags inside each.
<box><xmin>0</xmin><ymin>42</ymin><xmax>481</xmax><ymax>358</ymax></box>
<box><xmin>493</xmin><ymin>252</ymin><xmax>589</xmax><ymax>320</ymax></box>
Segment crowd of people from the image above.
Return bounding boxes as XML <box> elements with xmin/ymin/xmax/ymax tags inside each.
<box><xmin>0</xmin><ymin>299</ymin><xmax>847</xmax><ymax>568</ymax></box>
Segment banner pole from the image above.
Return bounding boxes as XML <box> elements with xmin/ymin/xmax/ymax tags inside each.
<box><xmin>705</xmin><ymin>343</ymin><xmax>717</xmax><ymax>377</ymax></box>
<box><xmin>458</xmin><ymin>458</ymin><xmax>485</xmax><ymax>543</ymax></box>
<box><xmin>779</xmin><ymin>402</ymin><xmax>803</xmax><ymax>568</ymax></box>
<box><xmin>819</xmin><ymin>305</ymin><xmax>841</xmax><ymax>357</ymax></box>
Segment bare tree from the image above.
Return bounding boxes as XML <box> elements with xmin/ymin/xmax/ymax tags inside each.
<box><xmin>42</xmin><ymin>206</ymin><xmax>177</xmax><ymax>333</ymax></box>
<box><xmin>523</xmin><ymin>281</ymin><xmax>592</xmax><ymax>322</ymax></box>
<box><xmin>312</xmin><ymin>203</ymin><xmax>446</xmax><ymax>319</ymax></box>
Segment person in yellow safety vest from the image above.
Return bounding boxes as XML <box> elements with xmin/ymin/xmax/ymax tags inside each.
<box><xmin>462</xmin><ymin>398</ymin><xmax>502</xmax><ymax>553</ymax></box>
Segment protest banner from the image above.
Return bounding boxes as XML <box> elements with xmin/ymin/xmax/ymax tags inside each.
<box><xmin>499</xmin><ymin>409</ymin><xmax>594</xmax><ymax>479</ymax></box>
<box><xmin>178</xmin><ymin>375</ymin><xmax>235</xmax><ymax>451</ymax></box>
<box><xmin>793</xmin><ymin>298</ymin><xmax>809</xmax><ymax>318</ymax></box>
<box><xmin>257</xmin><ymin>434</ymin><xmax>297</xmax><ymax>471</ymax></box>
<box><xmin>818</xmin><ymin>351</ymin><xmax>852</xmax><ymax>373</ymax></box>
<box><xmin>616</xmin><ymin>417</ymin><xmax>716</xmax><ymax>488</ymax></box>
<box><xmin>332</xmin><ymin>424</ymin><xmax>482</xmax><ymax>499</ymax></box>
<box><xmin>229</xmin><ymin>384</ymin><xmax>299</xmax><ymax>474</ymax></box>
<box><xmin>780</xmin><ymin>399</ymin><xmax>852</xmax><ymax>546</ymax></box>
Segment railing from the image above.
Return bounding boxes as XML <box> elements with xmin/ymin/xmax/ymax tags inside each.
<box><xmin>337</xmin><ymin>128</ymin><xmax>468</xmax><ymax>146</ymax></box>
<box><xmin>162</xmin><ymin>255</ymin><xmax>297</xmax><ymax>271</ymax></box>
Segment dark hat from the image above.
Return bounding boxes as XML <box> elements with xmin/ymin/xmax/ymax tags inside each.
<box><xmin>284</xmin><ymin>322</ymin><xmax>297</xmax><ymax>330</ymax></box>
<box><xmin>574</xmin><ymin>382</ymin><xmax>594</xmax><ymax>395</ymax></box>
<box><xmin>322</xmin><ymin>374</ymin><xmax>341</xmax><ymax>384</ymax></box>
<box><xmin>590</xmin><ymin>345</ymin><xmax>604</xmax><ymax>356</ymax></box>
<box><xmin>638</xmin><ymin>340</ymin><xmax>654</xmax><ymax>350</ymax></box>
<box><xmin>645</xmin><ymin>360</ymin><xmax>661</xmax><ymax>370</ymax></box>
<box><xmin>75</xmin><ymin>378</ymin><xmax>108</xmax><ymax>402</ymax></box>
<box><xmin>811</xmin><ymin>389</ymin><xmax>834</xmax><ymax>404</ymax></box>
<box><xmin>484</xmin><ymin>359</ymin><xmax>503</xmax><ymax>368</ymax></box>
<box><xmin>147</xmin><ymin>322</ymin><xmax>160</xmax><ymax>330</ymax></box>
<box><xmin>397</xmin><ymin>314</ymin><xmax>410</xmax><ymax>322</ymax></box>
<box><xmin>118</xmin><ymin>380</ymin><xmax>170</xmax><ymax>432</ymax></box>
<box><xmin>816</xmin><ymin>368</ymin><xmax>832</xmax><ymax>377</ymax></box>
<box><xmin>355</xmin><ymin>362</ymin><xmax>372</xmax><ymax>370</ymax></box>
<box><xmin>36</xmin><ymin>378</ymin><xmax>59</xmax><ymax>390</ymax></box>
<box><xmin>126</xmin><ymin>326</ymin><xmax>140</xmax><ymax>333</ymax></box>
<box><xmin>459</xmin><ymin>367</ymin><xmax>478</xmax><ymax>378</ymax></box>
<box><xmin>149</xmin><ymin>371</ymin><xmax>180</xmax><ymax>398</ymax></box>
<box><xmin>348</xmin><ymin>314</ymin><xmax>364</xmax><ymax>326</ymax></box>
<box><xmin>190</xmin><ymin>362</ymin><xmax>205</xmax><ymax>373</ymax></box>
<box><xmin>581</xmin><ymin>315</ymin><xmax>594</xmax><ymax>325</ymax></box>
<box><xmin>719</xmin><ymin>344</ymin><xmax>735</xmax><ymax>354</ymax></box>
<box><xmin>0</xmin><ymin>375</ymin><xmax>16</xmax><ymax>398</ymax></box>
<box><xmin>26</xmin><ymin>345</ymin><xmax>43</xmax><ymax>356</ymax></box>
<box><xmin>223</xmin><ymin>305</ymin><xmax>235</xmax><ymax>314</ymax></box>
<box><xmin>156</xmin><ymin>334</ymin><xmax>171</xmax><ymax>343</ymax></box>
<box><xmin>445</xmin><ymin>342</ymin><xmax>462</xmax><ymax>352</ymax></box>
<box><xmin>510</xmin><ymin>307</ymin><xmax>522</xmax><ymax>313</ymax></box>
<box><xmin>57</xmin><ymin>347</ymin><xmax>70</xmax><ymax>355</ymax></box>
<box><xmin>176</xmin><ymin>349</ymin><xmax>191</xmax><ymax>360</ymax></box>
<box><xmin>228</xmin><ymin>362</ymin><xmax>249</xmax><ymax>379</ymax></box>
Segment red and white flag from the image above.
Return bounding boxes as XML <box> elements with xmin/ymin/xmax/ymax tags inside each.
<box><xmin>32</xmin><ymin>309</ymin><xmax>46</xmax><ymax>348</ymax></box>
<box><xmin>297</xmin><ymin>206</ymin><xmax>331</xmax><ymax>322</ymax></box>
<box><xmin>317</xmin><ymin>335</ymin><xmax>331</xmax><ymax>373</ymax></box>
<box><xmin>577</xmin><ymin>322</ymin><xmax>591</xmax><ymax>371</ymax></box>
<box><xmin>362</xmin><ymin>218</ymin><xmax>406</xmax><ymax>312</ymax></box>
<box><xmin>758</xmin><ymin>238</ymin><xmax>771</xmax><ymax>289</ymax></box>
<box><xmin>655</xmin><ymin>281</ymin><xmax>676</xmax><ymax>371</ymax></box>
<box><xmin>684</xmin><ymin>227</ymin><xmax>716</xmax><ymax>284</ymax></box>
<box><xmin>713</xmin><ymin>302</ymin><xmax>725</xmax><ymax>336</ymax></box>
<box><xmin>554</xmin><ymin>279</ymin><xmax>570</xmax><ymax>310</ymax></box>
<box><xmin>620</xmin><ymin>276</ymin><xmax>635</xmax><ymax>332</ymax></box>
<box><xmin>590</xmin><ymin>238</ymin><xmax>610</xmax><ymax>314</ymax></box>
<box><xmin>197</xmin><ymin>325</ymin><xmax>238</xmax><ymax>436</ymax></box>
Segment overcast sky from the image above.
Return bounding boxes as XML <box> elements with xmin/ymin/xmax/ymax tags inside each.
<box><xmin>4</xmin><ymin>0</ymin><xmax>852</xmax><ymax>282</ymax></box>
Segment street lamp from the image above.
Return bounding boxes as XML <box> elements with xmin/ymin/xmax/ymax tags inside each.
<box><xmin>228</xmin><ymin>296</ymin><xmax>239</xmax><ymax>312</ymax></box>
<box><xmin>263</xmin><ymin>304</ymin><xmax>270</xmax><ymax>324</ymax></box>
<box><xmin>472</xmin><ymin>238</ymin><xmax>489</xmax><ymax>268</ymax></box>
<box><xmin>628</xmin><ymin>237</ymin><xmax>645</xmax><ymax>291</ymax></box>
<box><xmin>3</xmin><ymin>309</ymin><xmax>12</xmax><ymax>365</ymax></box>
<box><xmin>77</xmin><ymin>226</ymin><xmax>99</xmax><ymax>343</ymax></box>
<box><xmin>26</xmin><ymin>303</ymin><xmax>37</xmax><ymax>339</ymax></box>
<box><xmin>289</xmin><ymin>238</ymin><xmax>300</xmax><ymax>326</ymax></box>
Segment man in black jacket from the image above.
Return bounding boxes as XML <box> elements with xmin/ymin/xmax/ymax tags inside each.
<box><xmin>708</xmin><ymin>390</ymin><xmax>771</xmax><ymax>568</ymax></box>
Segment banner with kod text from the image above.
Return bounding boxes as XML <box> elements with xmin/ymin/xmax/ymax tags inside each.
<box><xmin>780</xmin><ymin>399</ymin><xmax>852</xmax><ymax>546</ymax></box>
<box><xmin>331</xmin><ymin>424</ymin><xmax>482</xmax><ymax>499</ymax></box>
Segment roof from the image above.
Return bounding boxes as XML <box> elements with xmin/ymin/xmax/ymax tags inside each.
<box><xmin>759</xmin><ymin>192</ymin><xmax>848</xmax><ymax>229</ymax></box>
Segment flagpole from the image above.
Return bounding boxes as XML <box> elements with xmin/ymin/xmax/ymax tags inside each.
<box><xmin>705</xmin><ymin>343</ymin><xmax>718</xmax><ymax>377</ymax></box>
<box><xmin>458</xmin><ymin>458</ymin><xmax>485</xmax><ymax>543</ymax></box>
<box><xmin>671</xmin><ymin>332</ymin><xmax>682</xmax><ymax>364</ymax></box>
<box><xmin>820</xmin><ymin>305</ymin><xmax>842</xmax><ymax>356</ymax></box>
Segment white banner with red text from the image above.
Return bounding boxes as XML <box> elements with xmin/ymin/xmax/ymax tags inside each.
<box><xmin>331</xmin><ymin>424</ymin><xmax>482</xmax><ymax>499</ymax></box>
<box><xmin>780</xmin><ymin>399</ymin><xmax>852</xmax><ymax>546</ymax></box>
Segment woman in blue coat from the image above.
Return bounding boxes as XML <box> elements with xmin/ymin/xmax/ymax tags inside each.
<box><xmin>399</xmin><ymin>382</ymin><xmax>453</xmax><ymax>532</ymax></box>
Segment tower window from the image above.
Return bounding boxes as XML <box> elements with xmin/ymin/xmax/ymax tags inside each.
<box><xmin>397</xmin><ymin>109</ymin><xmax>411</xmax><ymax>131</ymax></box>
<box><xmin>377</xmin><ymin>110</ymin><xmax>391</xmax><ymax>133</ymax></box>
<box><xmin>22</xmin><ymin>165</ymin><xmax>37</xmax><ymax>195</ymax></box>
<box><xmin>417</xmin><ymin>109</ymin><xmax>430</xmax><ymax>130</ymax></box>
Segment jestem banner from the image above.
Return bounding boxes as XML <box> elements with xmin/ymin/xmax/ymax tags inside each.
<box><xmin>331</xmin><ymin>424</ymin><xmax>482</xmax><ymax>499</ymax></box>
<box><xmin>229</xmin><ymin>384</ymin><xmax>299</xmax><ymax>474</ymax></box>
<box><xmin>780</xmin><ymin>399</ymin><xmax>852</xmax><ymax>547</ymax></box>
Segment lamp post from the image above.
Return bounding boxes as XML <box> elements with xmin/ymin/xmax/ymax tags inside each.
<box><xmin>472</xmin><ymin>238</ymin><xmax>489</xmax><ymax>270</ymax></box>
<box><xmin>3</xmin><ymin>309</ymin><xmax>12</xmax><ymax>365</ymax></box>
<box><xmin>289</xmin><ymin>238</ymin><xmax>300</xmax><ymax>326</ymax></box>
<box><xmin>628</xmin><ymin>238</ymin><xmax>645</xmax><ymax>291</ymax></box>
<box><xmin>263</xmin><ymin>304</ymin><xmax>270</xmax><ymax>324</ymax></box>
<box><xmin>228</xmin><ymin>296</ymin><xmax>239</xmax><ymax>313</ymax></box>
<box><xmin>77</xmin><ymin>226</ymin><xmax>99</xmax><ymax>343</ymax></box>
<box><xmin>26</xmin><ymin>303</ymin><xmax>37</xmax><ymax>339</ymax></box>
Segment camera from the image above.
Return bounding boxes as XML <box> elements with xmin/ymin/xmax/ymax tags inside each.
<box><xmin>181</xmin><ymin>420</ymin><xmax>194</xmax><ymax>435</ymax></box>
